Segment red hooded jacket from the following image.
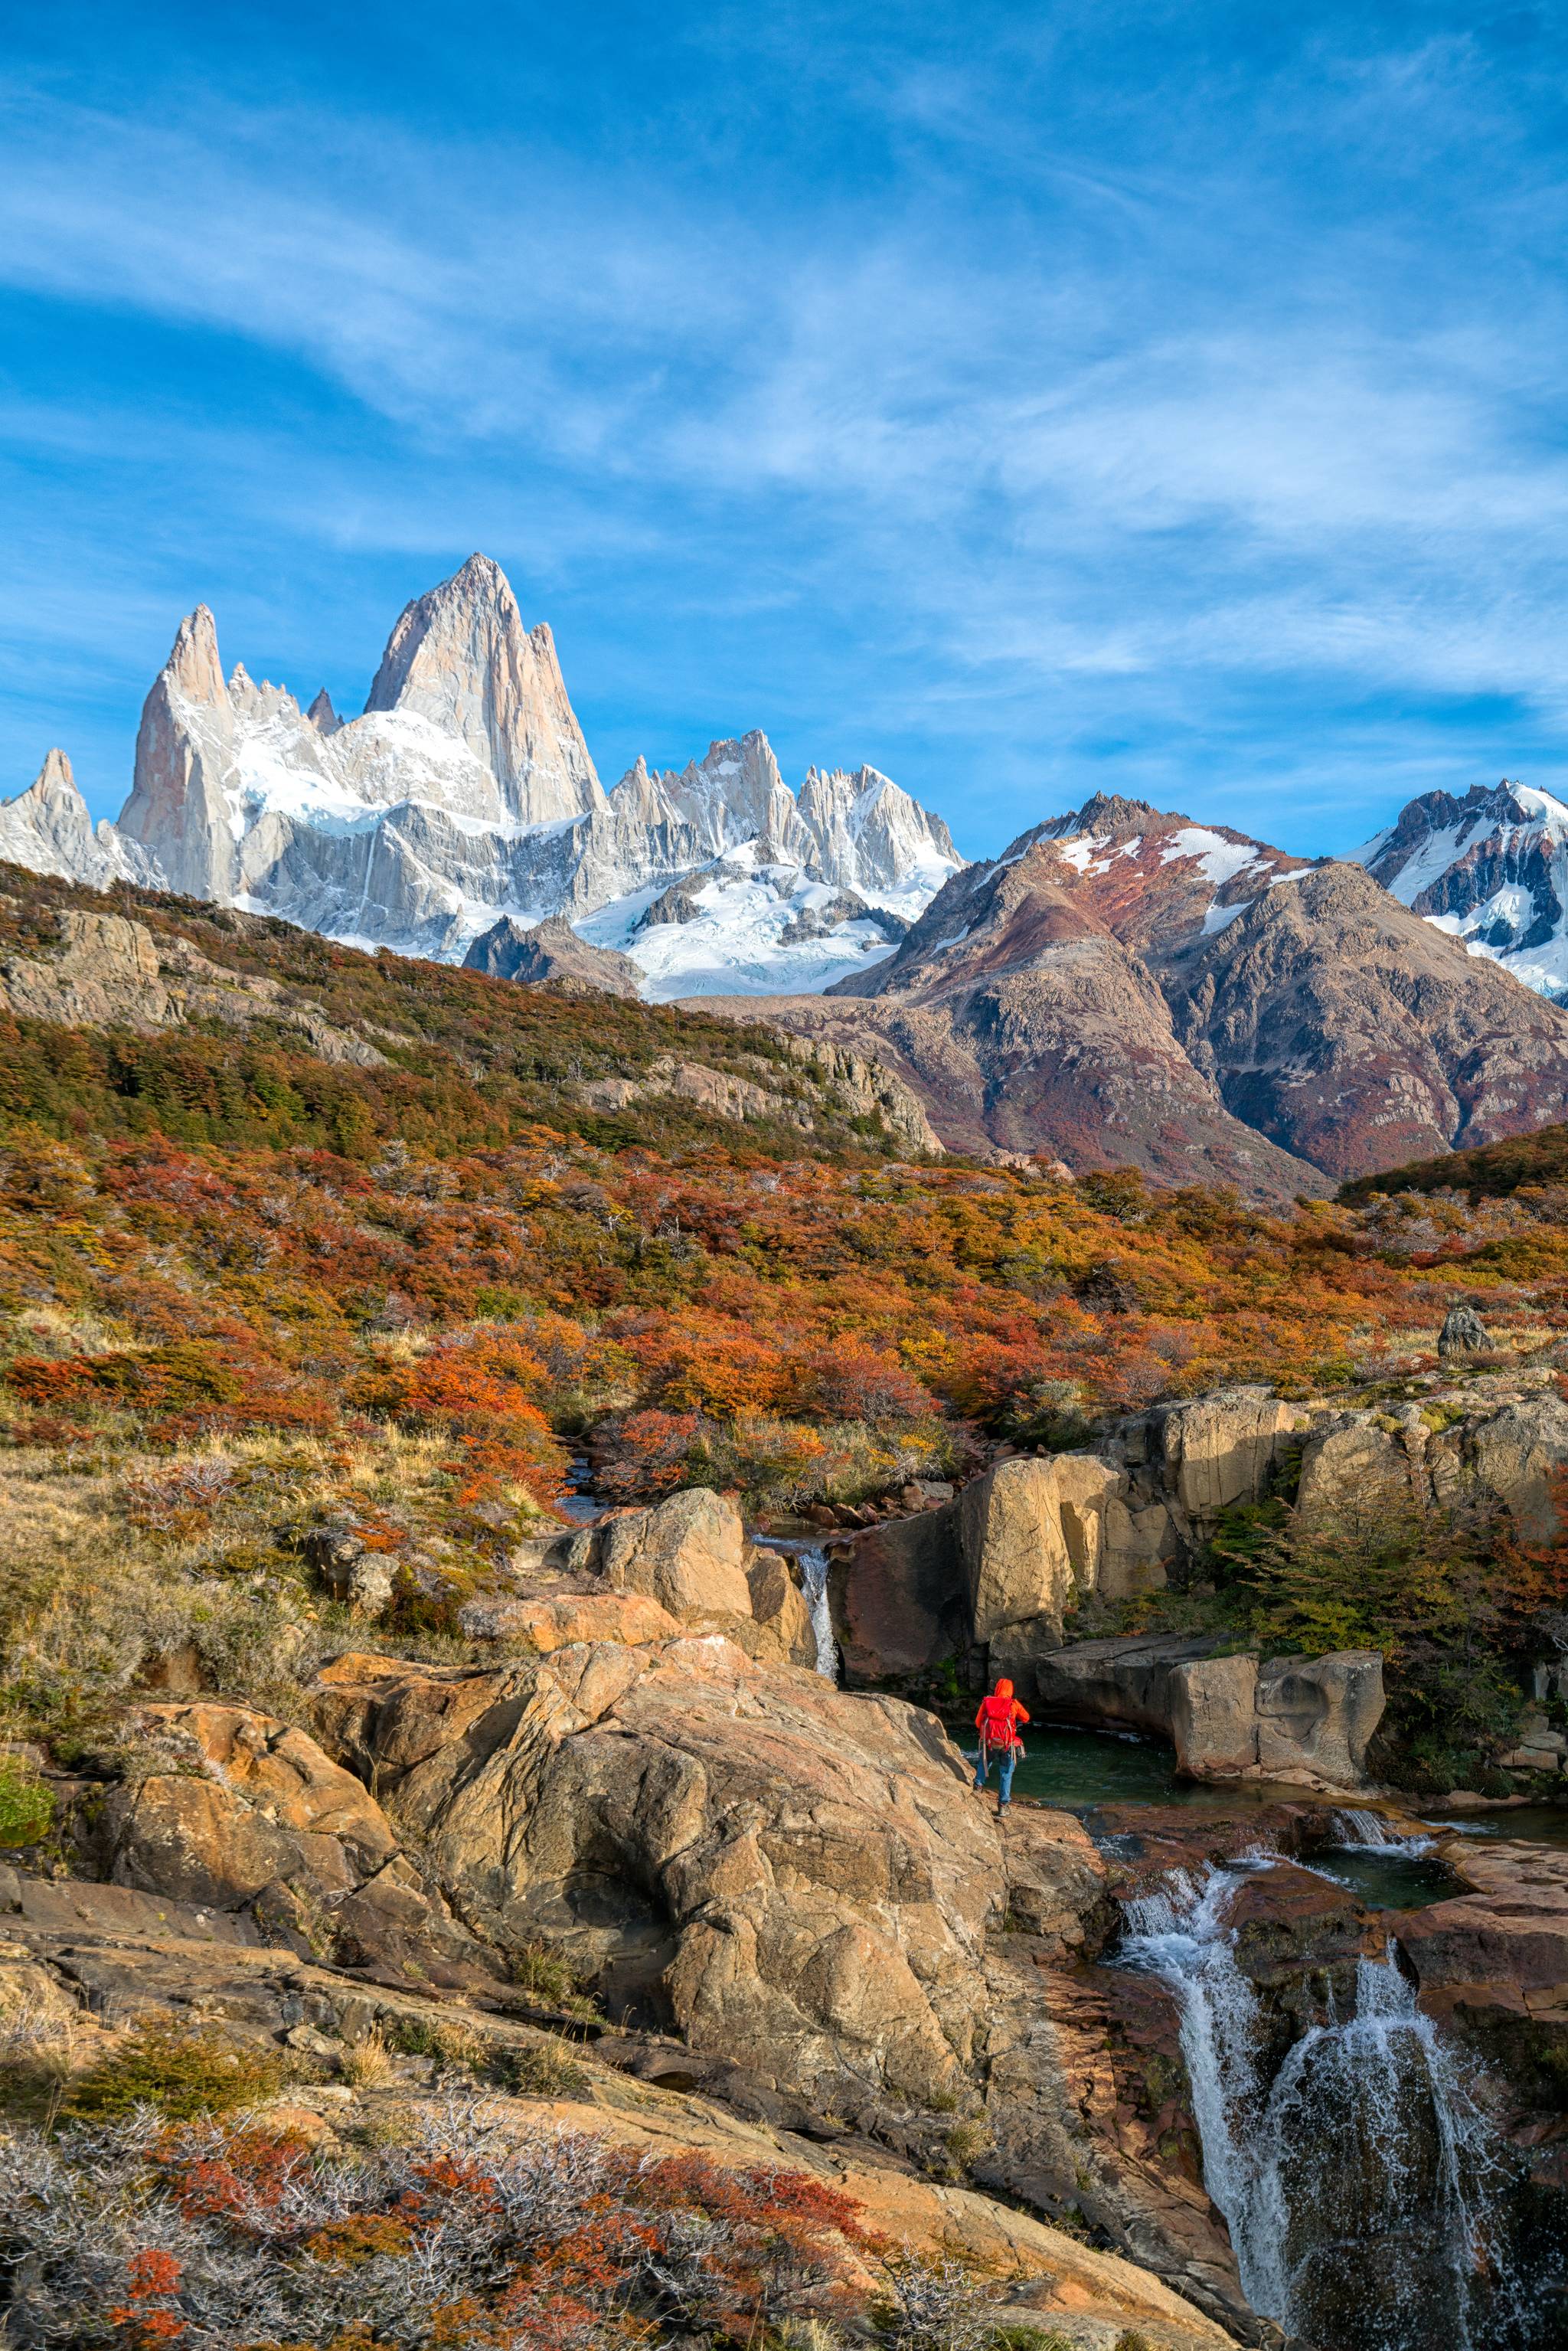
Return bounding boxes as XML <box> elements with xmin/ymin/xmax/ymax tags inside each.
<box><xmin>975</xmin><ymin>1681</ymin><xmax>1029</xmax><ymax>1751</ymax></box>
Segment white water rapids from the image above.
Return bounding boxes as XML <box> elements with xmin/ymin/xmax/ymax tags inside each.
<box><xmin>1119</xmin><ymin>1862</ymin><xmax>1527</xmax><ymax>2349</ymax></box>
<box><xmin>795</xmin><ymin>1544</ymin><xmax>838</xmax><ymax>1679</ymax></box>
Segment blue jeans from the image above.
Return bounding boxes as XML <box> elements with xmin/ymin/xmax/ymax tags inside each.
<box><xmin>975</xmin><ymin>1747</ymin><xmax>1016</xmax><ymax>1804</ymax></box>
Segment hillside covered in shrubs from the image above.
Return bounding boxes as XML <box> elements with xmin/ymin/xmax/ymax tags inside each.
<box><xmin>0</xmin><ymin>862</ymin><xmax>1566</xmax><ymax>1771</ymax></box>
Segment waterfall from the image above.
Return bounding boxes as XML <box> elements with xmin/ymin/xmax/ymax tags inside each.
<box><xmin>797</xmin><ymin>1545</ymin><xmax>838</xmax><ymax>1680</ymax></box>
<box><xmin>1328</xmin><ymin>1807</ymin><xmax>1436</xmax><ymax>1857</ymax></box>
<box><xmin>1119</xmin><ymin>1865</ymin><xmax>1525</xmax><ymax>2350</ymax></box>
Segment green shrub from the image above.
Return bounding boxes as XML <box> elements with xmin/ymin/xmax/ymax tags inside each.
<box><xmin>60</xmin><ymin>2019</ymin><xmax>284</xmax><ymax>2121</ymax></box>
<box><xmin>0</xmin><ymin>1754</ymin><xmax>53</xmax><ymax>1848</ymax></box>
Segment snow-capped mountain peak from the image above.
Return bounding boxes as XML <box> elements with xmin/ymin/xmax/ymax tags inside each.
<box><xmin>5</xmin><ymin>556</ymin><xmax>964</xmax><ymax>994</ymax></box>
<box><xmin>0</xmin><ymin>749</ymin><xmax>161</xmax><ymax>891</ymax></box>
<box><xmin>1351</xmin><ymin>778</ymin><xmax>1568</xmax><ymax>996</ymax></box>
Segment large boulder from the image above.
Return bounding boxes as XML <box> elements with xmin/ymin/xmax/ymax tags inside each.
<box><xmin>312</xmin><ymin>1635</ymin><xmax>1036</xmax><ymax>2109</ymax></box>
<box><xmin>90</xmin><ymin>1702</ymin><xmax>495</xmax><ymax>1985</ymax></box>
<box><xmin>1031</xmin><ymin>1637</ymin><xmax>1385</xmax><ymax>1791</ymax></box>
<box><xmin>1168</xmin><ymin>1654</ymin><xmax>1260</xmax><ymax>1777</ymax></box>
<box><xmin>597</xmin><ymin>1489</ymin><xmax>756</xmax><ymax>1619</ymax></box>
<box><xmin>1253</xmin><ymin>1651</ymin><xmax>1385</xmax><ymax>1787</ymax></box>
<box><xmin>960</xmin><ymin>1453</ymin><xmax>1121</xmax><ymax>1643</ymax></box>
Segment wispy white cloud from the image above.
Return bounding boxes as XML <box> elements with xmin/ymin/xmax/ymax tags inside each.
<box><xmin>2</xmin><ymin>10</ymin><xmax>1568</xmax><ymax>852</ymax></box>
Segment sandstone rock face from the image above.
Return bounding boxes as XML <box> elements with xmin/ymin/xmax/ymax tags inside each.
<box><xmin>313</xmin><ymin>1635</ymin><xmax>1019</xmax><ymax>2107</ymax></box>
<box><xmin>365</xmin><ymin>554</ymin><xmax>604</xmax><ymax>826</ymax></box>
<box><xmin>830</xmin><ymin>1502</ymin><xmax>965</xmax><ymax>1681</ymax></box>
<box><xmin>744</xmin><ymin>1548</ymin><xmax>817</xmax><ymax>1669</ymax></box>
<box><xmin>961</xmin><ymin>1453</ymin><xmax>1121</xmax><ymax>1643</ymax></box>
<box><xmin>462</xmin><ymin>912</ymin><xmax>641</xmax><ymax>996</ymax></box>
<box><xmin>1253</xmin><ymin>1651</ymin><xmax>1385</xmax><ymax>1787</ymax></box>
<box><xmin>1293</xmin><ymin>1411</ymin><xmax>1417</xmax><ymax>1521</ymax></box>
<box><xmin>91</xmin><ymin>1702</ymin><xmax>495</xmax><ymax>1985</ymax></box>
<box><xmin>1155</xmin><ymin>1388</ymin><xmax>1302</xmax><ymax>1523</ymax></box>
<box><xmin>1460</xmin><ymin>1395</ymin><xmax>1568</xmax><ymax>1538</ymax></box>
<box><xmin>1168</xmin><ymin>1654</ymin><xmax>1260</xmax><ymax>1777</ymax></box>
<box><xmin>0</xmin><ymin>909</ymin><xmax>386</xmax><ymax>1065</ymax></box>
<box><xmin>1295</xmin><ymin>1391</ymin><xmax>1568</xmax><ymax>1540</ymax></box>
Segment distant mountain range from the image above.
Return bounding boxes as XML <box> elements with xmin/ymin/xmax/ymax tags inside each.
<box><xmin>0</xmin><ymin>554</ymin><xmax>958</xmax><ymax>999</ymax></box>
<box><xmin>8</xmin><ymin>551</ymin><xmax>1568</xmax><ymax>1192</ymax></box>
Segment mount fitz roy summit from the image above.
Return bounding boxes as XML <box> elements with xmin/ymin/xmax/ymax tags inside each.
<box><xmin>0</xmin><ymin>554</ymin><xmax>961</xmax><ymax>999</ymax></box>
<box><xmin>13</xmin><ymin>549</ymin><xmax>1568</xmax><ymax>1192</ymax></box>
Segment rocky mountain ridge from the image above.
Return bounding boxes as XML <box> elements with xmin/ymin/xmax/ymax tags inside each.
<box><xmin>3</xmin><ymin>554</ymin><xmax>960</xmax><ymax>992</ymax></box>
<box><xmin>13</xmin><ymin>561</ymin><xmax>1568</xmax><ymax>1187</ymax></box>
<box><xmin>697</xmin><ymin>792</ymin><xmax>1568</xmax><ymax>1194</ymax></box>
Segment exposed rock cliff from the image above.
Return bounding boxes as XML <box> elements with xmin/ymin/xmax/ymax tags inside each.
<box><xmin>0</xmin><ymin>750</ymin><xmax>159</xmax><ymax>891</ymax></box>
<box><xmin>364</xmin><ymin>553</ymin><xmax>604</xmax><ymax>826</ymax></box>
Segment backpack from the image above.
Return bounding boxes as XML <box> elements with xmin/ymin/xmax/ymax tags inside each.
<box><xmin>978</xmin><ymin>1695</ymin><xmax>1021</xmax><ymax>1750</ymax></box>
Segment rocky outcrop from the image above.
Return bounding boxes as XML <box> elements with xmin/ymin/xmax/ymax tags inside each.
<box><xmin>1398</xmin><ymin>1834</ymin><xmax>1568</xmax><ymax>2090</ymax></box>
<box><xmin>462</xmin><ymin>912</ymin><xmax>642</xmax><ymax>997</ymax></box>
<box><xmin>1296</xmin><ymin>1388</ymin><xmax>1568</xmax><ymax>1540</ymax></box>
<box><xmin>1032</xmin><ymin>1637</ymin><xmax>1385</xmax><ymax>1791</ymax></box>
<box><xmin>832</xmin><ymin>1388</ymin><xmax>1312</xmax><ymax>1693</ymax></box>
<box><xmin>597</xmin><ymin>1489</ymin><xmax>755</xmax><ymax>1620</ymax></box>
<box><xmin>573</xmin><ymin>1041</ymin><xmax>939</xmax><ymax>1155</ymax></box>
<box><xmin>576</xmin><ymin>1487</ymin><xmax>815</xmax><ymax>1668</ymax></box>
<box><xmin>0</xmin><ymin>1861</ymin><xmax>1234</xmax><ymax>2351</ymax></box>
<box><xmin>83</xmin><ymin>1700</ymin><xmax>497</xmax><ymax>1985</ymax></box>
<box><xmin>364</xmin><ymin>554</ymin><xmax>604</xmax><ymax>826</ymax></box>
<box><xmin>0</xmin><ymin>750</ymin><xmax>159</xmax><ymax>891</ymax></box>
<box><xmin>313</xmin><ymin>1635</ymin><xmax>1000</xmax><ymax>2105</ymax></box>
<box><xmin>0</xmin><ymin>907</ymin><xmax>387</xmax><ymax>1065</ymax></box>
<box><xmin>829</xmin><ymin>1501</ymin><xmax>965</xmax><ymax>1681</ymax></box>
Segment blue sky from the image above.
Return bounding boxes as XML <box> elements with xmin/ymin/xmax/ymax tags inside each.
<box><xmin>3</xmin><ymin>2</ymin><xmax>1568</xmax><ymax>861</ymax></box>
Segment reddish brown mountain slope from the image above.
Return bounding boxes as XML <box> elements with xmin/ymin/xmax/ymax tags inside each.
<box><xmin>695</xmin><ymin>795</ymin><xmax>1568</xmax><ymax>1195</ymax></box>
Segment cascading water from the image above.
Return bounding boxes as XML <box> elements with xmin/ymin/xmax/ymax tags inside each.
<box><xmin>1119</xmin><ymin>1864</ymin><xmax>1527</xmax><ymax>2350</ymax></box>
<box><xmin>1328</xmin><ymin>1807</ymin><xmax>1436</xmax><ymax>1856</ymax></box>
<box><xmin>795</xmin><ymin>1545</ymin><xmax>838</xmax><ymax>1679</ymax></box>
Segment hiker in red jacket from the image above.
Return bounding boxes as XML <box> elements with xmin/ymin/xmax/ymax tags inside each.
<box><xmin>974</xmin><ymin>1677</ymin><xmax>1029</xmax><ymax>1813</ymax></box>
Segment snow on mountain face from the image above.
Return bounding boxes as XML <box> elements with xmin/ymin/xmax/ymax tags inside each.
<box><xmin>5</xmin><ymin>554</ymin><xmax>962</xmax><ymax>992</ymax></box>
<box><xmin>0</xmin><ymin>750</ymin><xmax>162</xmax><ymax>891</ymax></box>
<box><xmin>1351</xmin><ymin>781</ymin><xmax>1568</xmax><ymax>997</ymax></box>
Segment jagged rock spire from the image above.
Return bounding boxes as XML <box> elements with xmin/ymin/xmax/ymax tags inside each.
<box><xmin>364</xmin><ymin>553</ymin><xmax>603</xmax><ymax>826</ymax></box>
